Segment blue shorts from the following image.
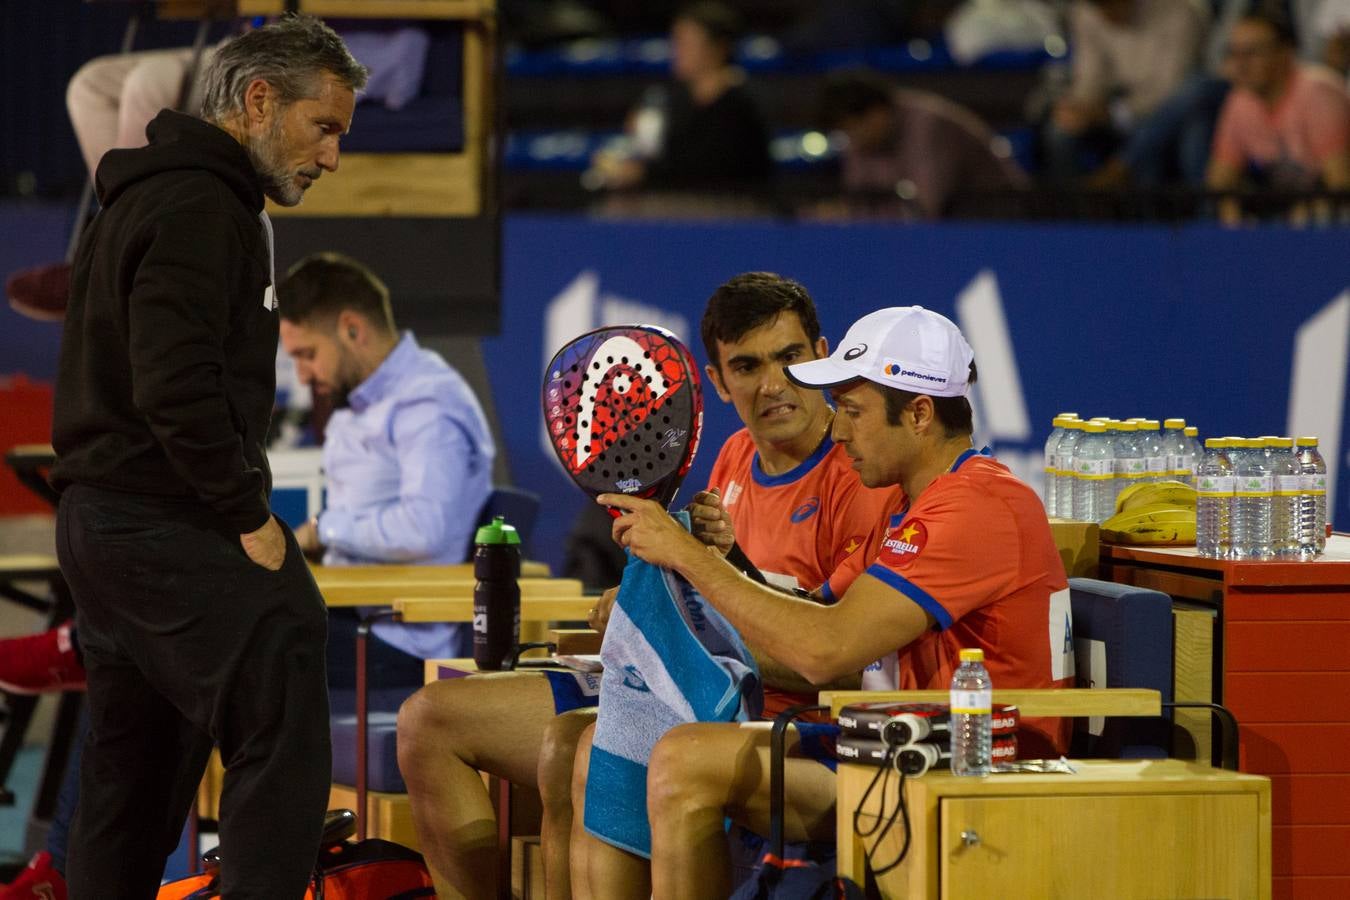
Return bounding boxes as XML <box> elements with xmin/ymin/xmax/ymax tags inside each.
<box><xmin>541</xmin><ymin>669</ymin><xmax>602</xmax><ymax>714</ymax></box>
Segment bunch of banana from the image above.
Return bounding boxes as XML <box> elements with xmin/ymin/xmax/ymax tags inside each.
<box><xmin>1101</xmin><ymin>504</ymin><xmax>1196</xmax><ymax>545</ymax></box>
<box><xmin>1115</xmin><ymin>479</ymin><xmax>1197</xmax><ymax>514</ymax></box>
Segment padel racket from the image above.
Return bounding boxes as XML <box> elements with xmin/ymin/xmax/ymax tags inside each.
<box><xmin>543</xmin><ymin>324</ymin><xmax>704</xmax><ymax>510</ymax></box>
<box><xmin>542</xmin><ymin>324</ymin><xmax>769</xmax><ymax>585</ymax></box>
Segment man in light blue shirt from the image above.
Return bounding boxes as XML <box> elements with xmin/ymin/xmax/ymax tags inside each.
<box><xmin>280</xmin><ymin>252</ymin><xmax>495</xmax><ymax>662</ymax></box>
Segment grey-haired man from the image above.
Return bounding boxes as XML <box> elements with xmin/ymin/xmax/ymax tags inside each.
<box><xmin>49</xmin><ymin>16</ymin><xmax>367</xmax><ymax>899</ymax></box>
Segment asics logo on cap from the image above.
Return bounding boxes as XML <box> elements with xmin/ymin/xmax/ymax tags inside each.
<box><xmin>843</xmin><ymin>344</ymin><xmax>868</xmax><ymax>360</ymax></box>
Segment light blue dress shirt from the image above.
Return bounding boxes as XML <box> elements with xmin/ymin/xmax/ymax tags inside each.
<box><xmin>317</xmin><ymin>332</ymin><xmax>494</xmax><ymax>658</ymax></box>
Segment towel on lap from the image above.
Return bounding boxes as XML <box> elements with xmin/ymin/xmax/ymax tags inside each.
<box><xmin>584</xmin><ymin>512</ymin><xmax>762</xmax><ymax>857</ymax></box>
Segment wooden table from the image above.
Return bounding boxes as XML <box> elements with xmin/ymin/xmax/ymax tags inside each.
<box><xmin>313</xmin><ymin>571</ymin><xmax>571</xmax><ymax>608</ymax></box>
<box><xmin>1100</xmin><ymin>534</ymin><xmax>1350</xmax><ymax>900</ymax></box>
<box><xmin>837</xmin><ymin>758</ymin><xmax>1271</xmax><ymax>899</ymax></box>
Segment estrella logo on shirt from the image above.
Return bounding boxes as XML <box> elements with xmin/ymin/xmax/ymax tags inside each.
<box><xmin>790</xmin><ymin>496</ymin><xmax>820</xmax><ymax>523</ymax></box>
<box><xmin>879</xmin><ymin>520</ymin><xmax>927</xmax><ymax>566</ymax></box>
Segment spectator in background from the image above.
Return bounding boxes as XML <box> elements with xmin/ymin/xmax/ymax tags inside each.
<box><xmin>1207</xmin><ymin>11</ymin><xmax>1350</xmax><ymax>221</ymax></box>
<box><xmin>587</xmin><ymin>2</ymin><xmax>772</xmax><ymax>192</ymax></box>
<box><xmin>1045</xmin><ymin>0</ymin><xmax>1206</xmax><ymax>181</ymax></box>
<box><xmin>1310</xmin><ymin>0</ymin><xmax>1350</xmax><ymax>80</ymax></box>
<box><xmin>819</xmin><ymin>69</ymin><xmax>1027</xmax><ymax>219</ymax></box>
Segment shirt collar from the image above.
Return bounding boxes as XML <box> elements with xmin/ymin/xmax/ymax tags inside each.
<box><xmin>348</xmin><ymin>331</ymin><xmax>419</xmax><ymax>413</ymax></box>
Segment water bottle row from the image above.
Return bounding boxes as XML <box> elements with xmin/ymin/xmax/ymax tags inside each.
<box><xmin>1196</xmin><ymin>436</ymin><xmax>1328</xmax><ymax>560</ymax></box>
<box><xmin>1042</xmin><ymin>414</ymin><xmax>1202</xmax><ymax>524</ymax></box>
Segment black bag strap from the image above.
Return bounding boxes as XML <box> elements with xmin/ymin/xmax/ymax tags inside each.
<box><xmin>769</xmin><ymin>703</ymin><xmax>829</xmax><ymax>862</ymax></box>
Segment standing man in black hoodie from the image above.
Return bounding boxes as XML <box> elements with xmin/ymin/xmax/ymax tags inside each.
<box><xmin>48</xmin><ymin>16</ymin><xmax>367</xmax><ymax>900</ymax></box>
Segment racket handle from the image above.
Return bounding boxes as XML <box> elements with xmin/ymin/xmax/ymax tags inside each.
<box><xmin>726</xmin><ymin>542</ymin><xmax>769</xmax><ymax>586</ymax></box>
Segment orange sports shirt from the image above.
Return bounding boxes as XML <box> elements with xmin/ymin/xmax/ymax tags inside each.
<box><xmin>708</xmin><ymin>428</ymin><xmax>900</xmax><ymax>719</ymax></box>
<box><xmin>709</xmin><ymin>429</ymin><xmax>898</xmax><ymax>594</ymax></box>
<box><xmin>856</xmin><ymin>449</ymin><xmax>1072</xmax><ymax>755</ymax></box>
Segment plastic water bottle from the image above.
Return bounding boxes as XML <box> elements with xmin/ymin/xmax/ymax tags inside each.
<box><xmin>1042</xmin><ymin>416</ymin><xmax>1071</xmax><ymax>512</ymax></box>
<box><xmin>1296</xmin><ymin>436</ymin><xmax>1328</xmax><ymax>557</ymax></box>
<box><xmin>473</xmin><ymin>516</ymin><xmax>521</xmax><ymax>670</ymax></box>
<box><xmin>1073</xmin><ymin>421</ymin><xmax>1115</xmax><ymax>523</ymax></box>
<box><xmin>1196</xmin><ymin>438</ymin><xmax>1234</xmax><ymax>558</ymax></box>
<box><xmin>1135</xmin><ymin>419</ymin><xmax>1168</xmax><ymax>483</ymax></box>
<box><xmin>950</xmin><ymin>648</ymin><xmax>992</xmax><ymax>776</ymax></box>
<box><xmin>1055</xmin><ymin>419</ymin><xmax>1084</xmax><ymax>519</ymax></box>
<box><xmin>1184</xmin><ymin>427</ymin><xmax>1203</xmax><ymax>480</ymax></box>
<box><xmin>1267</xmin><ymin>437</ymin><xmax>1301</xmax><ymax>558</ymax></box>
<box><xmin>1231</xmin><ymin>438</ymin><xmax>1274</xmax><ymax>560</ymax></box>
<box><xmin>1111</xmin><ymin>421</ymin><xmax>1145</xmax><ymax>508</ymax></box>
<box><xmin>1162</xmin><ymin>418</ymin><xmax>1191</xmax><ymax>484</ymax></box>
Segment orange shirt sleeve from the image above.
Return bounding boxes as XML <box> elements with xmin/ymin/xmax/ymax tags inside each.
<box><xmin>863</xmin><ymin>483</ymin><xmax>1019</xmax><ymax>629</ymax></box>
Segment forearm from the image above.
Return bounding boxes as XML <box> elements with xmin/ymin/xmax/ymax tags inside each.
<box><xmin>319</xmin><ymin>499</ymin><xmax>456</xmax><ymax>563</ymax></box>
<box><xmin>753</xmin><ymin>647</ymin><xmax>860</xmax><ymax>693</ymax></box>
<box><xmin>674</xmin><ymin>544</ymin><xmax>849</xmax><ymax>685</ymax></box>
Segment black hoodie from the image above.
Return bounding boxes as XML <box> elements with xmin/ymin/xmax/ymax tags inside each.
<box><xmin>51</xmin><ymin>110</ymin><xmax>277</xmax><ymax>534</ymax></box>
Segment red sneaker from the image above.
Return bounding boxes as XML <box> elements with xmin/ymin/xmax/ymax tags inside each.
<box><xmin>5</xmin><ymin>262</ymin><xmax>70</xmax><ymax>322</ymax></box>
<box><xmin>0</xmin><ymin>852</ymin><xmax>67</xmax><ymax>900</ymax></box>
<box><xmin>0</xmin><ymin>622</ymin><xmax>86</xmax><ymax>695</ymax></box>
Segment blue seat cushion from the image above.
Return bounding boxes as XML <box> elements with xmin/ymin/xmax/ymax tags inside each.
<box><xmin>329</xmin><ymin>687</ymin><xmax>415</xmax><ymax>794</ymax></box>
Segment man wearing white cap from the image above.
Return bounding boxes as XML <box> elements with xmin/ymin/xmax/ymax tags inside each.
<box><xmin>590</xmin><ymin>306</ymin><xmax>1070</xmax><ymax>898</ymax></box>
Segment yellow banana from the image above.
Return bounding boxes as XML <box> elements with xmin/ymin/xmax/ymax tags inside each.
<box><xmin>1115</xmin><ymin>480</ymin><xmax>1197</xmax><ymax>514</ymax></box>
<box><xmin>1101</xmin><ymin>504</ymin><xmax>1196</xmax><ymax>545</ymax></box>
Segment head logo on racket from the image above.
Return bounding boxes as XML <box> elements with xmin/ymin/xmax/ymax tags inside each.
<box><xmin>542</xmin><ymin>325</ymin><xmax>703</xmax><ymax>510</ymax></box>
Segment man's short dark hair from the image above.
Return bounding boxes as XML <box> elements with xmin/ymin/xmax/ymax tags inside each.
<box><xmin>878</xmin><ymin>361</ymin><xmax>979</xmax><ymax>437</ymax></box>
<box><xmin>675</xmin><ymin>2</ymin><xmax>745</xmax><ymax>57</ymax></box>
<box><xmin>1237</xmin><ymin>10</ymin><xmax>1298</xmax><ymax>48</ymax></box>
<box><xmin>200</xmin><ymin>14</ymin><xmax>369</xmax><ymax>123</ymax></box>
<box><xmin>700</xmin><ymin>272</ymin><xmax>822</xmax><ymax>369</ymax></box>
<box><xmin>278</xmin><ymin>252</ymin><xmax>395</xmax><ymax>332</ymax></box>
<box><xmin>819</xmin><ymin>69</ymin><xmax>895</xmax><ymax>130</ymax></box>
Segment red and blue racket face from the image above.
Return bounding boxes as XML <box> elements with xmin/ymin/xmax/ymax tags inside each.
<box><xmin>542</xmin><ymin>325</ymin><xmax>703</xmax><ymax>509</ymax></box>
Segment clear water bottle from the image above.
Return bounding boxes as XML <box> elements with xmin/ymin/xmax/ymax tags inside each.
<box><xmin>1231</xmin><ymin>438</ymin><xmax>1274</xmax><ymax>560</ymax></box>
<box><xmin>1136</xmin><ymin>419</ymin><xmax>1168</xmax><ymax>484</ymax></box>
<box><xmin>1042</xmin><ymin>416</ymin><xmax>1071</xmax><ymax>512</ymax></box>
<box><xmin>1111</xmin><ymin>421</ymin><xmax>1145</xmax><ymax>508</ymax></box>
<box><xmin>1196</xmin><ymin>438</ymin><xmax>1235</xmax><ymax>558</ymax></box>
<box><xmin>1296</xmin><ymin>436</ymin><xmax>1328</xmax><ymax>557</ymax></box>
<box><xmin>1267</xmin><ymin>437</ymin><xmax>1301</xmax><ymax>558</ymax></box>
<box><xmin>950</xmin><ymin>648</ymin><xmax>992</xmax><ymax>777</ymax></box>
<box><xmin>1055</xmin><ymin>419</ymin><xmax>1084</xmax><ymax>519</ymax></box>
<box><xmin>1184</xmin><ymin>427</ymin><xmax>1203</xmax><ymax>480</ymax></box>
<box><xmin>1162</xmin><ymin>418</ymin><xmax>1191</xmax><ymax>484</ymax></box>
<box><xmin>1073</xmin><ymin>421</ymin><xmax>1115</xmax><ymax>523</ymax></box>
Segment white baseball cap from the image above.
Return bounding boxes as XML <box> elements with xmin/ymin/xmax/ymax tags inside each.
<box><xmin>785</xmin><ymin>306</ymin><xmax>974</xmax><ymax>397</ymax></box>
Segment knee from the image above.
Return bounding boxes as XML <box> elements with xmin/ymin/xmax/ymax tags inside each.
<box><xmin>66</xmin><ymin>57</ymin><xmax>109</xmax><ymax>115</ymax></box>
<box><xmin>646</xmin><ymin>725</ymin><xmax>722</xmax><ymax>818</ymax></box>
<box><xmin>395</xmin><ymin>682</ymin><xmax>458</xmax><ymax>768</ymax></box>
<box><xmin>121</xmin><ymin>58</ymin><xmax>183</xmax><ymax>112</ymax></box>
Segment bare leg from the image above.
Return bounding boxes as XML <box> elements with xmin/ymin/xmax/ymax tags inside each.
<box><xmin>568</xmin><ymin>722</ymin><xmax>651</xmax><ymax>900</ymax></box>
<box><xmin>646</xmin><ymin>722</ymin><xmax>836</xmax><ymax>900</ymax></box>
<box><xmin>396</xmin><ymin>672</ymin><xmax>557</xmax><ymax>900</ymax></box>
<box><xmin>537</xmin><ymin>708</ymin><xmax>597</xmax><ymax>899</ymax></box>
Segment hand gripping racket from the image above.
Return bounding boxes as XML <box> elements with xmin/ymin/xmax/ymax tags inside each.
<box><xmin>543</xmin><ymin>324</ymin><xmax>704</xmax><ymax>510</ymax></box>
<box><xmin>542</xmin><ymin>324</ymin><xmax>769</xmax><ymax>585</ymax></box>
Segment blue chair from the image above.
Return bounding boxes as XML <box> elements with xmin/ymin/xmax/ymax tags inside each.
<box><xmin>343</xmin><ymin>485</ymin><xmax>542</xmax><ymax>836</ymax></box>
<box><xmin>1068</xmin><ymin>577</ymin><xmax>1174</xmax><ymax>759</ymax></box>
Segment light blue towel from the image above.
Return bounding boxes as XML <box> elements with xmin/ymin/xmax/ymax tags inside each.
<box><xmin>584</xmin><ymin>513</ymin><xmax>762</xmax><ymax>857</ymax></box>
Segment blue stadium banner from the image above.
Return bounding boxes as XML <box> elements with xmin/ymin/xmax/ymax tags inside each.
<box><xmin>485</xmin><ymin>214</ymin><xmax>1350</xmax><ymax>574</ymax></box>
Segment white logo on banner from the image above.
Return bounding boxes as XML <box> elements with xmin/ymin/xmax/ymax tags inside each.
<box><xmin>1287</xmin><ymin>290</ymin><xmax>1348</xmax><ymax>520</ymax></box>
<box><xmin>954</xmin><ymin>270</ymin><xmax>1043</xmax><ymax>491</ymax></box>
<box><xmin>539</xmin><ymin>271</ymin><xmax>689</xmax><ymax>475</ymax></box>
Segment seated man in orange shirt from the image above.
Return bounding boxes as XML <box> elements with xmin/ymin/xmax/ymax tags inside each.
<box><xmin>395</xmin><ymin>273</ymin><xmax>897</xmax><ymax>900</ymax></box>
<box><xmin>1207</xmin><ymin>11</ymin><xmax>1350</xmax><ymax>221</ymax></box>
<box><xmin>578</xmin><ymin>306</ymin><xmax>1072</xmax><ymax>898</ymax></box>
